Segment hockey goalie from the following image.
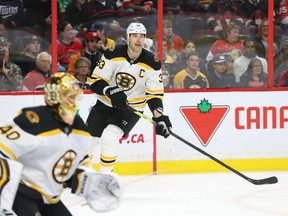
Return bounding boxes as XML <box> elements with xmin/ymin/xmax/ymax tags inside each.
<box><xmin>0</xmin><ymin>73</ymin><xmax>123</xmax><ymax>216</ymax></box>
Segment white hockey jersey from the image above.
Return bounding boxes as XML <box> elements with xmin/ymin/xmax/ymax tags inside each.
<box><xmin>91</xmin><ymin>45</ymin><xmax>164</xmax><ymax>111</ymax></box>
<box><xmin>0</xmin><ymin>106</ymin><xmax>92</xmax><ymax>204</ymax></box>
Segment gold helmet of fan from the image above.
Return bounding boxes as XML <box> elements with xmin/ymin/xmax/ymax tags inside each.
<box><xmin>44</xmin><ymin>72</ymin><xmax>83</xmax><ymax>125</ymax></box>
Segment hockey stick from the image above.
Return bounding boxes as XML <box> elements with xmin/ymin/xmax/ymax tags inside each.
<box><xmin>128</xmin><ymin>106</ymin><xmax>278</xmax><ymax>185</ymax></box>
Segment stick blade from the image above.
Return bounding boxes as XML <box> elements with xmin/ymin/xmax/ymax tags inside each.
<box><xmin>249</xmin><ymin>176</ymin><xmax>278</xmax><ymax>185</ymax></box>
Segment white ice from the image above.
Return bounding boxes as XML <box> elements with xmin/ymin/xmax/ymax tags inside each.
<box><xmin>62</xmin><ymin>171</ymin><xmax>288</xmax><ymax>216</ymax></box>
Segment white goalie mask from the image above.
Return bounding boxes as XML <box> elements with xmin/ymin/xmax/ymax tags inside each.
<box><xmin>44</xmin><ymin>72</ymin><xmax>83</xmax><ymax>125</ymax></box>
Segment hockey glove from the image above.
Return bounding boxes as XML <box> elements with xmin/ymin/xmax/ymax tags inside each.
<box><xmin>71</xmin><ymin>167</ymin><xmax>123</xmax><ymax>213</ymax></box>
<box><xmin>152</xmin><ymin>115</ymin><xmax>172</xmax><ymax>138</ymax></box>
<box><xmin>105</xmin><ymin>86</ymin><xmax>127</xmax><ymax>108</ymax></box>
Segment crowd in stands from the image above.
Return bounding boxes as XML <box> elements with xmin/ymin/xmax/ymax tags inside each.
<box><xmin>0</xmin><ymin>0</ymin><xmax>287</xmax><ymax>91</ymax></box>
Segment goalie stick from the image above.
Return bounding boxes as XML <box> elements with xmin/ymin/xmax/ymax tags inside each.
<box><xmin>127</xmin><ymin>106</ymin><xmax>278</xmax><ymax>185</ymax></box>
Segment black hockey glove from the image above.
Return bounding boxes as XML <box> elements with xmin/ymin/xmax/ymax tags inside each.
<box><xmin>105</xmin><ymin>86</ymin><xmax>127</xmax><ymax>108</ymax></box>
<box><xmin>152</xmin><ymin>115</ymin><xmax>172</xmax><ymax>138</ymax></box>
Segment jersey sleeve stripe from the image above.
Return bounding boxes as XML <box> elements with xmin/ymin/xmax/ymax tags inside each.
<box><xmin>0</xmin><ymin>142</ymin><xmax>16</xmax><ymax>160</ymax></box>
<box><xmin>37</xmin><ymin>129</ymin><xmax>63</xmax><ymax>136</ymax></box>
<box><xmin>128</xmin><ymin>97</ymin><xmax>146</xmax><ymax>103</ymax></box>
<box><xmin>145</xmin><ymin>88</ymin><xmax>164</xmax><ymax>94</ymax></box>
<box><xmin>92</xmin><ymin>75</ymin><xmax>110</xmax><ymax>84</ymax></box>
<box><xmin>71</xmin><ymin>129</ymin><xmax>90</xmax><ymax>137</ymax></box>
<box><xmin>136</xmin><ymin>62</ymin><xmax>153</xmax><ymax>71</ymax></box>
<box><xmin>146</xmin><ymin>95</ymin><xmax>163</xmax><ymax>100</ymax></box>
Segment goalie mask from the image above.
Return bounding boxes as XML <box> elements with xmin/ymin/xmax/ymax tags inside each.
<box><xmin>44</xmin><ymin>72</ymin><xmax>83</xmax><ymax>125</ymax></box>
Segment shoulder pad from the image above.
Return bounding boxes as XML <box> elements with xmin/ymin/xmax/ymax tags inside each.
<box><xmin>139</xmin><ymin>49</ymin><xmax>161</xmax><ymax>70</ymax></box>
<box><xmin>104</xmin><ymin>45</ymin><xmax>126</xmax><ymax>60</ymax></box>
<box><xmin>14</xmin><ymin>106</ymin><xmax>57</xmax><ymax>135</ymax></box>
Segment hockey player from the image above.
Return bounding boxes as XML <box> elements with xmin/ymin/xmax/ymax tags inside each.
<box><xmin>86</xmin><ymin>22</ymin><xmax>172</xmax><ymax>172</ymax></box>
<box><xmin>0</xmin><ymin>73</ymin><xmax>122</xmax><ymax>216</ymax></box>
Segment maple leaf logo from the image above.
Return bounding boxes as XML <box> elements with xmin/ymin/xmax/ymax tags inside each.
<box><xmin>180</xmin><ymin>99</ymin><xmax>230</xmax><ymax>146</ymax></box>
<box><xmin>198</xmin><ymin>99</ymin><xmax>212</xmax><ymax>113</ymax></box>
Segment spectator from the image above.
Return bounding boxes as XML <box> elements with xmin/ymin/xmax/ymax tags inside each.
<box><xmin>0</xmin><ymin>0</ymin><xmax>25</xmax><ymax>27</ymax></box>
<box><xmin>276</xmin><ymin>0</ymin><xmax>288</xmax><ymax>34</ymax></box>
<box><xmin>174</xmin><ymin>40</ymin><xmax>207</xmax><ymax>75</ymax></box>
<box><xmin>179</xmin><ymin>0</ymin><xmax>207</xmax><ymax>12</ymax></box>
<box><xmin>74</xmin><ymin>57</ymin><xmax>94</xmax><ymax>89</ymax></box>
<box><xmin>58</xmin><ymin>0</ymin><xmax>72</xmax><ymax>13</ymax></box>
<box><xmin>163</xmin><ymin>19</ymin><xmax>184</xmax><ymax>62</ymax></box>
<box><xmin>22</xmin><ymin>0</ymin><xmax>57</xmax><ymax>37</ymax></box>
<box><xmin>89</xmin><ymin>0</ymin><xmax>121</xmax><ymax>24</ymax></box>
<box><xmin>233</xmin><ymin>39</ymin><xmax>267</xmax><ymax>83</ymax></box>
<box><xmin>238</xmin><ymin>0</ymin><xmax>268</xmax><ymax>28</ymax></box>
<box><xmin>0</xmin><ymin>40</ymin><xmax>23</xmax><ymax>91</ymax></box>
<box><xmin>120</xmin><ymin>0</ymin><xmax>154</xmax><ymax>12</ymax></box>
<box><xmin>206</xmin><ymin>0</ymin><xmax>243</xmax><ymax>32</ymax></box>
<box><xmin>14</xmin><ymin>35</ymin><xmax>43</xmax><ymax>77</ymax></box>
<box><xmin>173</xmin><ymin>51</ymin><xmax>209</xmax><ymax>89</ymax></box>
<box><xmin>0</xmin><ymin>18</ymin><xmax>12</xmax><ymax>40</ymax></box>
<box><xmin>21</xmin><ymin>51</ymin><xmax>52</xmax><ymax>91</ymax></box>
<box><xmin>120</xmin><ymin>0</ymin><xmax>157</xmax><ymax>28</ymax></box>
<box><xmin>144</xmin><ymin>37</ymin><xmax>155</xmax><ymax>53</ymax></box>
<box><xmin>62</xmin><ymin>0</ymin><xmax>93</xmax><ymax>32</ymax></box>
<box><xmin>0</xmin><ymin>17</ymin><xmax>16</xmax><ymax>50</ymax></box>
<box><xmin>162</xmin><ymin>39</ymin><xmax>175</xmax><ymax>64</ymax></box>
<box><xmin>238</xmin><ymin>58</ymin><xmax>267</xmax><ymax>88</ymax></box>
<box><xmin>48</xmin><ymin>21</ymin><xmax>83</xmax><ymax>70</ymax></box>
<box><xmin>164</xmin><ymin>0</ymin><xmax>182</xmax><ymax>14</ymax></box>
<box><xmin>206</xmin><ymin>23</ymin><xmax>244</xmax><ymax>62</ymax></box>
<box><xmin>90</xmin><ymin>23</ymin><xmax>115</xmax><ymax>53</ymax></box>
<box><xmin>277</xmin><ymin>70</ymin><xmax>288</xmax><ymax>87</ymax></box>
<box><xmin>253</xmin><ymin>18</ymin><xmax>278</xmax><ymax>58</ymax></box>
<box><xmin>162</xmin><ymin>64</ymin><xmax>173</xmax><ymax>89</ymax></box>
<box><xmin>206</xmin><ymin>54</ymin><xmax>236</xmax><ymax>88</ymax></box>
<box><xmin>68</xmin><ymin>31</ymin><xmax>102</xmax><ymax>76</ymax></box>
<box><xmin>274</xmin><ymin>36</ymin><xmax>288</xmax><ymax>86</ymax></box>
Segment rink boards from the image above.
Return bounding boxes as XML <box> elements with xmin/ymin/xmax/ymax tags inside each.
<box><xmin>0</xmin><ymin>91</ymin><xmax>287</xmax><ymax>175</ymax></box>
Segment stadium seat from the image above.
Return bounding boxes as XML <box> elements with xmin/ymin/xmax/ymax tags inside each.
<box><xmin>175</xmin><ymin>17</ymin><xmax>207</xmax><ymax>41</ymax></box>
<box><xmin>194</xmin><ymin>34</ymin><xmax>221</xmax><ymax>60</ymax></box>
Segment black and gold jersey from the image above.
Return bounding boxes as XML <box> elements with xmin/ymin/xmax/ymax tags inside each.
<box><xmin>0</xmin><ymin>106</ymin><xmax>91</xmax><ymax>204</ymax></box>
<box><xmin>91</xmin><ymin>45</ymin><xmax>163</xmax><ymax>111</ymax></box>
<box><xmin>173</xmin><ymin>69</ymin><xmax>209</xmax><ymax>89</ymax></box>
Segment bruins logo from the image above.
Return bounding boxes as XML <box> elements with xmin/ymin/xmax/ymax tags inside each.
<box><xmin>53</xmin><ymin>150</ymin><xmax>77</xmax><ymax>183</ymax></box>
<box><xmin>25</xmin><ymin>111</ymin><xmax>40</xmax><ymax>123</ymax></box>
<box><xmin>116</xmin><ymin>72</ymin><xmax>136</xmax><ymax>91</ymax></box>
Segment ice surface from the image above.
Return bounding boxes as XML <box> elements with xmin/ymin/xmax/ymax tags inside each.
<box><xmin>62</xmin><ymin>171</ymin><xmax>288</xmax><ymax>216</ymax></box>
